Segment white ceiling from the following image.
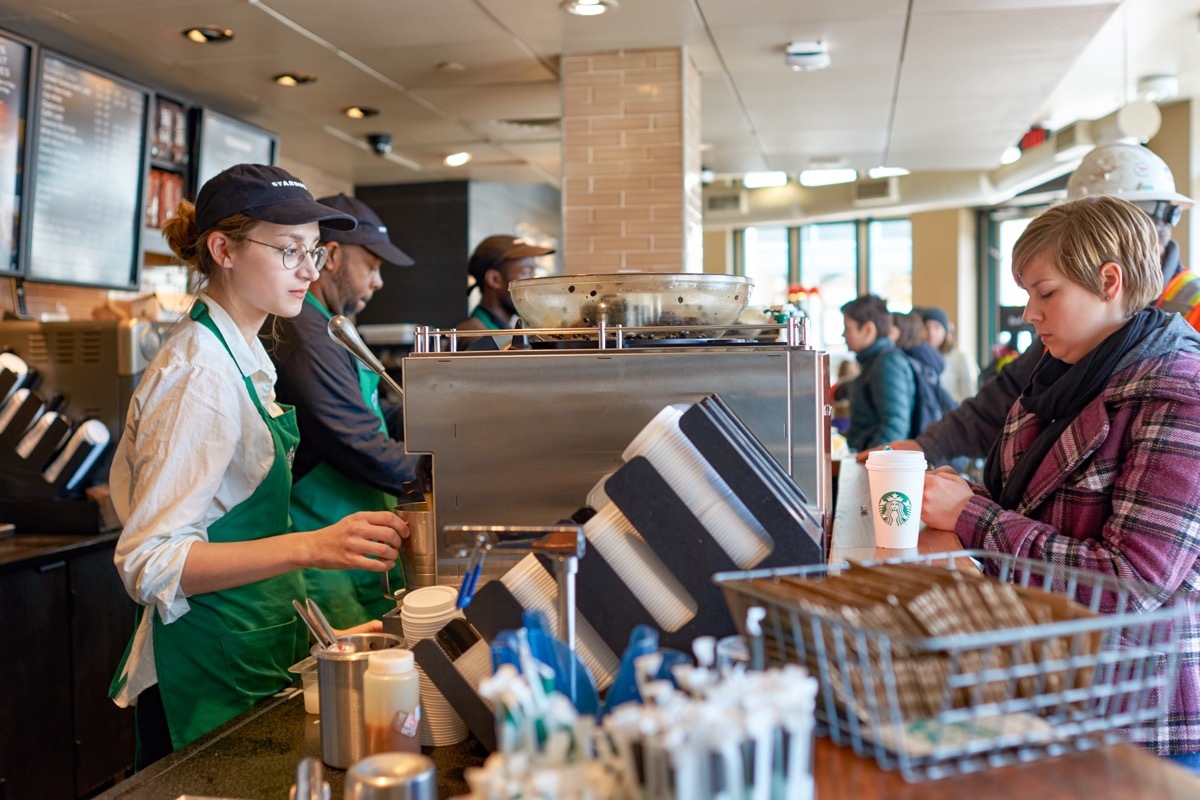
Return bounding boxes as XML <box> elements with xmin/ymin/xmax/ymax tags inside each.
<box><xmin>0</xmin><ymin>0</ymin><xmax>1195</xmax><ymax>188</ymax></box>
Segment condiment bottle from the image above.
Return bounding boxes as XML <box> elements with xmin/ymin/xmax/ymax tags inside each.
<box><xmin>363</xmin><ymin>648</ymin><xmax>421</xmax><ymax>756</ymax></box>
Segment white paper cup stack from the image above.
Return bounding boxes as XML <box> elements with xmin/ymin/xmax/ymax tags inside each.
<box><xmin>863</xmin><ymin>450</ymin><xmax>927</xmax><ymax>548</ymax></box>
<box><xmin>499</xmin><ymin>554</ymin><xmax>620</xmax><ymax>690</ymax></box>
<box><xmin>623</xmin><ymin>405</ymin><xmax>773</xmax><ymax>568</ymax></box>
<box><xmin>584</xmin><ymin>501</ymin><xmax>697</xmax><ymax>632</ymax></box>
<box><xmin>400</xmin><ymin>585</ymin><xmax>469</xmax><ymax>746</ymax></box>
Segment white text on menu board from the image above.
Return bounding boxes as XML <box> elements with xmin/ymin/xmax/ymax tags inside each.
<box><xmin>30</xmin><ymin>57</ymin><xmax>143</xmax><ymax>287</ymax></box>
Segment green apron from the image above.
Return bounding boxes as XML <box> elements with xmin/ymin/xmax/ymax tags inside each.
<box><xmin>290</xmin><ymin>292</ymin><xmax>401</xmax><ymax>629</ymax></box>
<box><xmin>109</xmin><ymin>301</ymin><xmax>308</xmax><ymax>752</ymax></box>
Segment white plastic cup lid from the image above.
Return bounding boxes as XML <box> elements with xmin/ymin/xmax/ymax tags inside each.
<box><xmin>865</xmin><ymin>449</ymin><xmax>927</xmax><ymax>469</ymax></box>
<box><xmin>400</xmin><ymin>585</ymin><xmax>459</xmax><ymax>618</ymax></box>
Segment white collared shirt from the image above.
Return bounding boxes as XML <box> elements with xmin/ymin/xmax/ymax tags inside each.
<box><xmin>110</xmin><ymin>293</ymin><xmax>285</xmax><ymax>706</ymax></box>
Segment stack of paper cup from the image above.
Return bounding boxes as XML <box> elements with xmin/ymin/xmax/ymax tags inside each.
<box><xmin>863</xmin><ymin>450</ymin><xmax>927</xmax><ymax>548</ymax></box>
<box><xmin>499</xmin><ymin>555</ymin><xmax>620</xmax><ymax>690</ymax></box>
<box><xmin>623</xmin><ymin>405</ymin><xmax>773</xmax><ymax>568</ymax></box>
<box><xmin>583</xmin><ymin>501</ymin><xmax>697</xmax><ymax>632</ymax></box>
<box><xmin>401</xmin><ymin>585</ymin><xmax>469</xmax><ymax>746</ymax></box>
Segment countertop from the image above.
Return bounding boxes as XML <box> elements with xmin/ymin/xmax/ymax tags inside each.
<box><xmin>93</xmin><ymin>687</ymin><xmax>488</xmax><ymax>800</ymax></box>
<box><xmin>93</xmin><ymin>459</ymin><xmax>1200</xmax><ymax>798</ymax></box>
<box><xmin>0</xmin><ymin>530</ymin><xmax>119</xmax><ymax>574</ymax></box>
<box><xmin>94</xmin><ymin>679</ymin><xmax>1200</xmax><ymax>800</ymax></box>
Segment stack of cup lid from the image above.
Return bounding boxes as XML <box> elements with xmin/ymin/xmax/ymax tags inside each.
<box><xmin>401</xmin><ymin>585</ymin><xmax>469</xmax><ymax>746</ymax></box>
<box><xmin>622</xmin><ymin>405</ymin><xmax>773</xmax><ymax>568</ymax></box>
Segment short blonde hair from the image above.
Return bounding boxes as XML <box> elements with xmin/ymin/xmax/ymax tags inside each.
<box><xmin>1011</xmin><ymin>195</ymin><xmax>1162</xmax><ymax>316</ymax></box>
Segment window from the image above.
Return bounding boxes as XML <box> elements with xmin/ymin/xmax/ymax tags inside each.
<box><xmin>800</xmin><ymin>222</ymin><xmax>858</xmax><ymax>356</ymax></box>
<box><xmin>867</xmin><ymin>219</ymin><xmax>913</xmax><ymax>310</ymax></box>
<box><xmin>741</xmin><ymin>226</ymin><xmax>789</xmax><ymax>309</ymax></box>
<box><xmin>996</xmin><ymin>217</ymin><xmax>1033</xmax><ymax>308</ymax></box>
<box><xmin>733</xmin><ymin>218</ymin><xmax>912</xmax><ymax>360</ymax></box>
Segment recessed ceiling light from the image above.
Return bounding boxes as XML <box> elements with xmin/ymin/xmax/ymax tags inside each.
<box><xmin>444</xmin><ymin>152</ymin><xmax>472</xmax><ymax>167</ymax></box>
<box><xmin>867</xmin><ymin>166</ymin><xmax>910</xmax><ymax>179</ymax></box>
<box><xmin>561</xmin><ymin>0</ymin><xmax>618</xmax><ymax>16</ymax></box>
<box><xmin>436</xmin><ymin>61</ymin><xmax>467</xmax><ymax>73</ymax></box>
<box><xmin>182</xmin><ymin>26</ymin><xmax>234</xmax><ymax>44</ymax></box>
<box><xmin>343</xmin><ymin>106</ymin><xmax>380</xmax><ymax>120</ymax></box>
<box><xmin>274</xmin><ymin>72</ymin><xmax>318</xmax><ymax>87</ymax></box>
<box><xmin>743</xmin><ymin>171</ymin><xmax>788</xmax><ymax>189</ymax></box>
<box><xmin>799</xmin><ymin>168</ymin><xmax>857</xmax><ymax>187</ymax></box>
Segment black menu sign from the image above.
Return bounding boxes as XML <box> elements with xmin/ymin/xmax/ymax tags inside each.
<box><xmin>27</xmin><ymin>53</ymin><xmax>148</xmax><ymax>289</ymax></box>
<box><xmin>0</xmin><ymin>33</ymin><xmax>30</xmax><ymax>276</ymax></box>
<box><xmin>196</xmin><ymin>108</ymin><xmax>276</xmax><ymax>190</ymax></box>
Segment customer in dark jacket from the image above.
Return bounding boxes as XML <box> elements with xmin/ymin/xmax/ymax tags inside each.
<box><xmin>841</xmin><ymin>295</ymin><xmax>915</xmax><ymax>451</ymax></box>
<box><xmin>922</xmin><ymin>196</ymin><xmax>1200</xmax><ymax>764</ymax></box>
<box><xmin>894</xmin><ymin>310</ymin><xmax>956</xmax><ymax>439</ymax></box>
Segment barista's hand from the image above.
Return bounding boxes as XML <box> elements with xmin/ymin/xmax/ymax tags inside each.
<box><xmin>922</xmin><ymin>470</ymin><xmax>974</xmax><ymax>531</ymax></box>
<box><xmin>306</xmin><ymin>510</ymin><xmax>409</xmax><ymax>571</ymax></box>
<box><xmin>335</xmin><ymin>620</ymin><xmax>384</xmax><ymax>636</ymax></box>
<box><xmin>855</xmin><ymin>439</ymin><xmax>923</xmax><ymax>463</ymax></box>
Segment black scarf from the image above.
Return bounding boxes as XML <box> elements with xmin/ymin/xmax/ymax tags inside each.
<box><xmin>984</xmin><ymin>306</ymin><xmax>1169</xmax><ymax>511</ymax></box>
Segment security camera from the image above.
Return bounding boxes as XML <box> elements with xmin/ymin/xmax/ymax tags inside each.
<box><xmin>366</xmin><ymin>133</ymin><xmax>392</xmax><ymax>156</ymax></box>
<box><xmin>785</xmin><ymin>41</ymin><xmax>830</xmax><ymax>72</ymax></box>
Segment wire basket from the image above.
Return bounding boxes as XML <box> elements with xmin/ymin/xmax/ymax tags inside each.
<box><xmin>714</xmin><ymin>550</ymin><xmax>1192</xmax><ymax>781</ymax></box>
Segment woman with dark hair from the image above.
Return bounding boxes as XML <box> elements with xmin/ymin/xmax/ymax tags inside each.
<box><xmin>922</xmin><ymin>195</ymin><xmax>1200</xmax><ymax>768</ymax></box>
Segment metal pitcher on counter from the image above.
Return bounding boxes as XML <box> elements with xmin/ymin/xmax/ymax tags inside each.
<box><xmin>313</xmin><ymin>632</ymin><xmax>404</xmax><ymax>769</ymax></box>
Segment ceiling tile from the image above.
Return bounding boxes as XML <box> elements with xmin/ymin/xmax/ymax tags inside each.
<box><xmin>697</xmin><ymin>0</ymin><xmax>907</xmax><ymax>27</ymax></box>
<box><xmin>905</xmin><ymin>5</ymin><xmax>1118</xmax><ymax>64</ymax></box>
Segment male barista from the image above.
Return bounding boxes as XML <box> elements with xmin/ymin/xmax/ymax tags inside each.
<box><xmin>268</xmin><ymin>193</ymin><xmax>425</xmax><ymax>628</ymax></box>
<box><xmin>457</xmin><ymin>235</ymin><xmax>555</xmax><ymax>341</ymax></box>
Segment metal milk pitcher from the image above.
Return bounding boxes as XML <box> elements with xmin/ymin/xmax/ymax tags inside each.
<box><xmin>313</xmin><ymin>632</ymin><xmax>403</xmax><ymax>768</ymax></box>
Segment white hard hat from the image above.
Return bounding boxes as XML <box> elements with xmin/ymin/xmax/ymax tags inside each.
<box><xmin>1066</xmin><ymin>143</ymin><xmax>1194</xmax><ymax>209</ymax></box>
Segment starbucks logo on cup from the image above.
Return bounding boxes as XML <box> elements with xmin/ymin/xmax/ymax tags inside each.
<box><xmin>877</xmin><ymin>491</ymin><xmax>912</xmax><ymax>526</ymax></box>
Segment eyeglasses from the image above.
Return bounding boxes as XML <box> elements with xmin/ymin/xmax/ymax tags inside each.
<box><xmin>245</xmin><ymin>238</ymin><xmax>328</xmax><ymax>272</ymax></box>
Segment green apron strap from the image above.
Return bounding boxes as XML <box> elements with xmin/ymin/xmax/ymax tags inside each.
<box><xmin>292</xmin><ymin>293</ymin><xmax>399</xmax><ymax>628</ymax></box>
<box><xmin>115</xmin><ymin>300</ymin><xmax>309</xmax><ymax>752</ymax></box>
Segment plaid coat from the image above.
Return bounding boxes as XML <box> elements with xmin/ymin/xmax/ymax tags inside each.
<box><xmin>956</xmin><ymin>322</ymin><xmax>1200</xmax><ymax>755</ymax></box>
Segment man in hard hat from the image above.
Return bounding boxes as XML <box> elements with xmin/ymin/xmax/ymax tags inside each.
<box><xmin>860</xmin><ymin>142</ymin><xmax>1200</xmax><ymax>466</ymax></box>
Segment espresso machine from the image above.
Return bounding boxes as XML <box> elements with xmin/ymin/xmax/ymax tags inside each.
<box><xmin>399</xmin><ymin>321</ymin><xmax>830</xmax><ymax>585</ymax></box>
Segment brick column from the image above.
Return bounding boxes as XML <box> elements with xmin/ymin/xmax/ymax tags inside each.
<box><xmin>560</xmin><ymin>47</ymin><xmax>702</xmax><ymax>274</ymax></box>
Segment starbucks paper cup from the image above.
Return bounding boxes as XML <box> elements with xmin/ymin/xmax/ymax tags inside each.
<box><xmin>864</xmin><ymin>451</ymin><xmax>927</xmax><ymax>548</ymax></box>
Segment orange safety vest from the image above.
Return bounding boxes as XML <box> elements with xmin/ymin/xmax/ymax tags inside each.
<box><xmin>1157</xmin><ymin>269</ymin><xmax>1200</xmax><ymax>332</ymax></box>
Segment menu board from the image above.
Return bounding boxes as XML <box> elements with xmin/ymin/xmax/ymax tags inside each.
<box><xmin>0</xmin><ymin>32</ymin><xmax>31</xmax><ymax>277</ymax></box>
<box><xmin>195</xmin><ymin>108</ymin><xmax>276</xmax><ymax>190</ymax></box>
<box><xmin>26</xmin><ymin>52</ymin><xmax>148</xmax><ymax>290</ymax></box>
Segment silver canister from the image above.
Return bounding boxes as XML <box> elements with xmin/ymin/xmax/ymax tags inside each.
<box><xmin>314</xmin><ymin>632</ymin><xmax>403</xmax><ymax>768</ymax></box>
<box><xmin>394</xmin><ymin>501</ymin><xmax>437</xmax><ymax>590</ymax></box>
<box><xmin>343</xmin><ymin>753</ymin><xmax>436</xmax><ymax>800</ymax></box>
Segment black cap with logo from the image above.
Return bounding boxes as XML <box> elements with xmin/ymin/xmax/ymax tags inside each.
<box><xmin>316</xmin><ymin>194</ymin><xmax>415</xmax><ymax>267</ymax></box>
<box><xmin>195</xmin><ymin>164</ymin><xmax>357</xmax><ymax>235</ymax></box>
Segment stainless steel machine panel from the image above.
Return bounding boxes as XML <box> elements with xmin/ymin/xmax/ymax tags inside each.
<box><xmin>0</xmin><ymin>318</ymin><xmax>153</xmax><ymax>440</ymax></box>
<box><xmin>402</xmin><ymin>344</ymin><xmax>829</xmax><ymax>578</ymax></box>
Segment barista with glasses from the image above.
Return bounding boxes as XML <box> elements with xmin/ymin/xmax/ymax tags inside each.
<box><xmin>108</xmin><ymin>165</ymin><xmax>409</xmax><ymax>767</ymax></box>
